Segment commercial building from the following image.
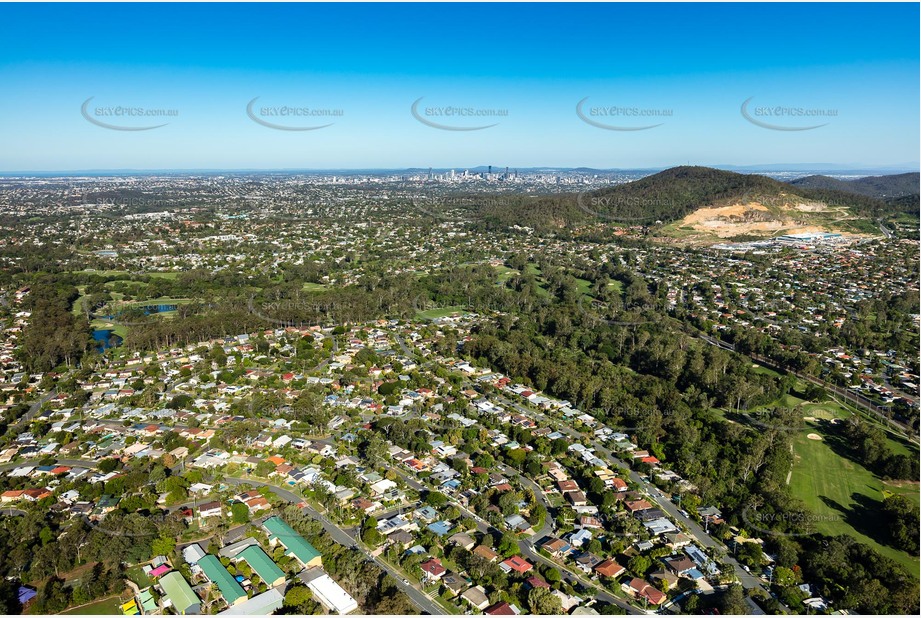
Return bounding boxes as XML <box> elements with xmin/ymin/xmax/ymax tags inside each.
<box><xmin>306</xmin><ymin>572</ymin><xmax>358</xmax><ymax>614</ymax></box>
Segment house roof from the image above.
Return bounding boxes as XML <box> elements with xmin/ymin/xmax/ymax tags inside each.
<box><xmin>420</xmin><ymin>558</ymin><xmax>446</xmax><ymax>576</ymax></box>
<box><xmin>594</xmin><ymin>559</ymin><xmax>625</xmax><ymax>578</ymax></box>
<box><xmin>485</xmin><ymin>601</ymin><xmax>518</xmax><ymax>615</ymax></box>
<box><xmin>199</xmin><ymin>555</ymin><xmax>246</xmax><ymax>604</ymax></box>
<box><xmin>237</xmin><ymin>545</ymin><xmax>285</xmax><ymax>584</ymax></box>
<box><xmin>473</xmin><ymin>545</ymin><xmax>500</xmax><ymax>561</ymax></box>
<box><xmin>159</xmin><ymin>571</ymin><xmax>199</xmax><ymax>612</ymax></box>
<box><xmin>263</xmin><ymin>516</ymin><xmax>321</xmax><ymax>565</ymax></box>
<box><xmin>501</xmin><ymin>556</ymin><xmax>532</xmax><ymax>573</ymax></box>
<box><xmin>526</xmin><ymin>575</ymin><xmax>550</xmax><ymax>589</ymax></box>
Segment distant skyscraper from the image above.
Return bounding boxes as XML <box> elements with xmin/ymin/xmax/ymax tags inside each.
<box><xmin>488</xmin><ymin>165</ymin><xmax>492</xmax><ymax>175</ymax></box>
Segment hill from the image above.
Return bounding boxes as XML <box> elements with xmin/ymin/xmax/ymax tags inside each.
<box><xmin>789</xmin><ymin>172</ymin><xmax>919</xmax><ymax>200</ymax></box>
<box><xmin>473</xmin><ymin>166</ymin><xmax>885</xmax><ymax>242</ymax></box>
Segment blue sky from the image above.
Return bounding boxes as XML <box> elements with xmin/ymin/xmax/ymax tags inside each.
<box><xmin>0</xmin><ymin>2</ymin><xmax>917</xmax><ymax>171</ymax></box>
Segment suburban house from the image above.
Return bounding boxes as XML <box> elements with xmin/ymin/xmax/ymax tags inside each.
<box><xmin>594</xmin><ymin>559</ymin><xmax>626</xmax><ymax>579</ymax></box>
<box><xmin>500</xmin><ymin>556</ymin><xmax>533</xmax><ymax>574</ymax></box>
<box><xmin>565</xmin><ymin>491</ymin><xmax>588</xmax><ymax>507</ymax></box>
<box><xmin>420</xmin><ymin>558</ymin><xmax>446</xmax><ymax>581</ymax></box>
<box><xmin>159</xmin><ymin>571</ymin><xmax>200</xmax><ymax>615</ymax></box>
<box><xmin>198</xmin><ymin>501</ymin><xmax>223</xmax><ymax>521</ymax></box>
<box><xmin>262</xmin><ymin>516</ymin><xmax>322</xmax><ymax>568</ymax></box>
<box><xmin>540</xmin><ymin>537</ymin><xmax>571</xmax><ymax>557</ymax></box>
<box><xmin>461</xmin><ymin>585</ymin><xmax>490</xmax><ymax>611</ymax></box>
<box><xmin>623</xmin><ymin>578</ymin><xmax>667</xmax><ymax>606</ymax></box>
<box><xmin>198</xmin><ymin>555</ymin><xmax>246</xmax><ymax>606</ymax></box>
<box><xmin>236</xmin><ymin>545</ymin><xmax>286</xmax><ymax>587</ymax></box>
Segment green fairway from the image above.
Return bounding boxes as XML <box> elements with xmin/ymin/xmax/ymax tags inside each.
<box><xmin>302</xmin><ymin>282</ymin><xmax>327</xmax><ymax>291</ymax></box>
<box><xmin>789</xmin><ymin>421</ymin><xmax>920</xmax><ymax>577</ymax></box>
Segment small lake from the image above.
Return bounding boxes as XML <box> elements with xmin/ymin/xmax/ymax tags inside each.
<box><xmin>92</xmin><ymin>329</ymin><xmax>123</xmax><ymax>351</ymax></box>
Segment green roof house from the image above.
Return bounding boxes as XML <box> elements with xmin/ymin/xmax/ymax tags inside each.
<box><xmin>199</xmin><ymin>555</ymin><xmax>246</xmax><ymax>606</ymax></box>
<box><xmin>159</xmin><ymin>571</ymin><xmax>200</xmax><ymax>615</ymax></box>
<box><xmin>262</xmin><ymin>516</ymin><xmax>322</xmax><ymax>568</ymax></box>
<box><xmin>237</xmin><ymin>545</ymin><xmax>286</xmax><ymax>587</ymax></box>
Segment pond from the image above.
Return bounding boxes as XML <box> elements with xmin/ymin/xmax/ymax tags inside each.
<box><xmin>92</xmin><ymin>329</ymin><xmax>123</xmax><ymax>351</ymax></box>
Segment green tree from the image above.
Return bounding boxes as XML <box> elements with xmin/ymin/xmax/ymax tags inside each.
<box><xmin>528</xmin><ymin>587</ymin><xmax>562</xmax><ymax>615</ymax></box>
<box><xmin>231</xmin><ymin>502</ymin><xmax>250</xmax><ymax>524</ymax></box>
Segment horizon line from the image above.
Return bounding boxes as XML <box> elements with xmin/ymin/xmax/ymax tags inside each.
<box><xmin>1</xmin><ymin>163</ymin><xmax>918</xmax><ymax>176</ymax></box>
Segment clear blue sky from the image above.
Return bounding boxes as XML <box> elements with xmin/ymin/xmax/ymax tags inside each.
<box><xmin>0</xmin><ymin>2</ymin><xmax>917</xmax><ymax>171</ymax></box>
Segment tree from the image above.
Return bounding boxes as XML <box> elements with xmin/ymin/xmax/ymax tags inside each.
<box><xmin>231</xmin><ymin>503</ymin><xmax>250</xmax><ymax>524</ymax></box>
<box><xmin>528</xmin><ymin>587</ymin><xmax>562</xmax><ymax>615</ymax></box>
<box><xmin>255</xmin><ymin>460</ymin><xmax>276</xmax><ymax>477</ymax></box>
<box><xmin>720</xmin><ymin>584</ymin><xmax>750</xmax><ymax>615</ymax></box>
<box><xmin>151</xmin><ymin>536</ymin><xmax>176</xmax><ymax>557</ymax></box>
<box><xmin>425</xmin><ymin>491</ymin><xmax>448</xmax><ymax>508</ymax></box>
<box><xmin>283</xmin><ymin>585</ymin><xmax>317</xmax><ymax>613</ymax></box>
<box><xmin>773</xmin><ymin>566</ymin><xmax>797</xmax><ymax>588</ymax></box>
<box><xmin>628</xmin><ymin>554</ymin><xmax>651</xmax><ymax>578</ymax></box>
<box><xmin>498</xmin><ymin>532</ymin><xmax>520</xmax><ymax>558</ymax></box>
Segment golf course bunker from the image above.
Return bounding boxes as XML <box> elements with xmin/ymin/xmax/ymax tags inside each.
<box><xmin>806</xmin><ymin>433</ymin><xmax>823</xmax><ymax>441</ymax></box>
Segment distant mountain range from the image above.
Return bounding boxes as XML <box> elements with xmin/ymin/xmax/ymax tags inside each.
<box><xmin>789</xmin><ymin>172</ymin><xmax>919</xmax><ymax>199</ymax></box>
<box><xmin>789</xmin><ymin>173</ymin><xmax>919</xmax><ymax>218</ymax></box>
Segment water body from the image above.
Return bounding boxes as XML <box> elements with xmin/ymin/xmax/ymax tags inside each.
<box><xmin>92</xmin><ymin>329</ymin><xmax>123</xmax><ymax>351</ymax></box>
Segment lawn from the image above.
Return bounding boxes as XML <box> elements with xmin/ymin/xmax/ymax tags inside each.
<box><xmin>788</xmin><ymin>421</ymin><xmax>920</xmax><ymax>577</ymax></box>
<box><xmin>60</xmin><ymin>594</ymin><xmax>127</xmax><ymax>615</ymax></box>
<box><xmin>302</xmin><ymin>282</ymin><xmax>327</xmax><ymax>292</ymax></box>
<box><xmin>124</xmin><ymin>565</ymin><xmax>151</xmax><ymax>588</ymax></box>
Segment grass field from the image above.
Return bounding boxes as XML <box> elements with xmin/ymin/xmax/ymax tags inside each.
<box><xmin>59</xmin><ymin>595</ymin><xmax>127</xmax><ymax>615</ymax></box>
<box><xmin>789</xmin><ymin>420</ymin><xmax>920</xmax><ymax>577</ymax></box>
<box><xmin>416</xmin><ymin>306</ymin><xmax>468</xmax><ymax>320</ymax></box>
<box><xmin>124</xmin><ymin>565</ymin><xmax>151</xmax><ymax>588</ymax></box>
<box><xmin>302</xmin><ymin>282</ymin><xmax>327</xmax><ymax>291</ymax></box>
<box><xmin>90</xmin><ymin>320</ymin><xmax>128</xmax><ymax>340</ymax></box>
